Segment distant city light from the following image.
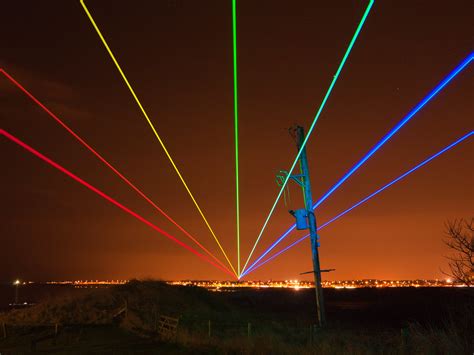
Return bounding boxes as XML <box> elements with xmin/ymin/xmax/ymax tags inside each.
<box><xmin>15</xmin><ymin>279</ymin><xmax>468</xmax><ymax>291</ymax></box>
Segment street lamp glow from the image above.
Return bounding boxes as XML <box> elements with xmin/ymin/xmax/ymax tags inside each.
<box><xmin>14</xmin><ymin>279</ymin><xmax>20</xmax><ymax>285</ymax></box>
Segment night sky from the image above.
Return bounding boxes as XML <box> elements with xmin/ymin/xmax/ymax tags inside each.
<box><xmin>1</xmin><ymin>0</ymin><xmax>472</xmax><ymax>282</ymax></box>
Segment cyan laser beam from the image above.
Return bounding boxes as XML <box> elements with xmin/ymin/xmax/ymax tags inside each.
<box><xmin>244</xmin><ymin>52</ymin><xmax>474</xmax><ymax>275</ymax></box>
<box><xmin>241</xmin><ymin>0</ymin><xmax>375</xmax><ymax>275</ymax></box>
<box><xmin>242</xmin><ymin>131</ymin><xmax>473</xmax><ymax>277</ymax></box>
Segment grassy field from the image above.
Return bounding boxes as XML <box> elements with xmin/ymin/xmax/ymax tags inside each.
<box><xmin>0</xmin><ymin>280</ymin><xmax>472</xmax><ymax>354</ymax></box>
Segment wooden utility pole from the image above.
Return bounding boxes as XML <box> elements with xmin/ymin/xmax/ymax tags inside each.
<box><xmin>290</xmin><ymin>125</ymin><xmax>326</xmax><ymax>327</ymax></box>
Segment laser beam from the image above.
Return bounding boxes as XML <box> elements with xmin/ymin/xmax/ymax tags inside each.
<box><xmin>243</xmin><ymin>52</ymin><xmax>474</xmax><ymax>274</ymax></box>
<box><xmin>0</xmin><ymin>68</ymin><xmax>233</xmax><ymax>277</ymax></box>
<box><xmin>80</xmin><ymin>0</ymin><xmax>237</xmax><ymax>277</ymax></box>
<box><xmin>242</xmin><ymin>131</ymin><xmax>473</xmax><ymax>276</ymax></box>
<box><xmin>242</xmin><ymin>0</ymin><xmax>375</xmax><ymax>274</ymax></box>
<box><xmin>1</xmin><ymin>129</ymin><xmax>236</xmax><ymax>278</ymax></box>
<box><xmin>231</xmin><ymin>0</ymin><xmax>241</xmax><ymax>277</ymax></box>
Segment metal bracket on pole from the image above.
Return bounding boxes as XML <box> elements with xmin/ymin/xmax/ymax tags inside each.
<box><xmin>278</xmin><ymin>170</ymin><xmax>305</xmax><ymax>187</ymax></box>
<box><xmin>300</xmin><ymin>269</ymin><xmax>335</xmax><ymax>275</ymax></box>
<box><xmin>276</xmin><ymin>172</ymin><xmax>292</xmax><ymax>206</ymax></box>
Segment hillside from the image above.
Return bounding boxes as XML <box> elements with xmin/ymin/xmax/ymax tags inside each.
<box><xmin>0</xmin><ymin>281</ymin><xmax>472</xmax><ymax>354</ymax></box>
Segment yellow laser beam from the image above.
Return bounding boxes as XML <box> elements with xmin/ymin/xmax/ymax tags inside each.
<box><xmin>80</xmin><ymin>0</ymin><xmax>237</xmax><ymax>277</ymax></box>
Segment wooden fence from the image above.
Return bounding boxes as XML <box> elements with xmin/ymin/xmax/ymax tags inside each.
<box><xmin>157</xmin><ymin>315</ymin><xmax>179</xmax><ymax>340</ymax></box>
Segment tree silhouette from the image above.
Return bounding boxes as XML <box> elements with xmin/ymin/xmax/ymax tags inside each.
<box><xmin>442</xmin><ymin>218</ymin><xmax>474</xmax><ymax>287</ymax></box>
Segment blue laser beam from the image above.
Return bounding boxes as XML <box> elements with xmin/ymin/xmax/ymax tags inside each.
<box><xmin>313</xmin><ymin>53</ymin><xmax>473</xmax><ymax>212</ymax></box>
<box><xmin>241</xmin><ymin>130</ymin><xmax>473</xmax><ymax>277</ymax></box>
<box><xmin>243</xmin><ymin>52</ymin><xmax>474</xmax><ymax>275</ymax></box>
<box><xmin>241</xmin><ymin>0</ymin><xmax>375</xmax><ymax>275</ymax></box>
<box><xmin>243</xmin><ymin>234</ymin><xmax>309</xmax><ymax>277</ymax></box>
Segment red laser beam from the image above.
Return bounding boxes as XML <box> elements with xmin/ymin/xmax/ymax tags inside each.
<box><xmin>1</xmin><ymin>129</ymin><xmax>235</xmax><ymax>278</ymax></box>
<box><xmin>0</xmin><ymin>69</ymin><xmax>234</xmax><ymax>277</ymax></box>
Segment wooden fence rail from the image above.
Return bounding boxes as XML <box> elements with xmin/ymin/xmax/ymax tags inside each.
<box><xmin>157</xmin><ymin>315</ymin><xmax>179</xmax><ymax>340</ymax></box>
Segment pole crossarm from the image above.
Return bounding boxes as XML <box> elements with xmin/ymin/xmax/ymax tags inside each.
<box><xmin>300</xmin><ymin>269</ymin><xmax>335</xmax><ymax>275</ymax></box>
<box><xmin>80</xmin><ymin>0</ymin><xmax>237</xmax><ymax>277</ymax></box>
<box><xmin>241</xmin><ymin>0</ymin><xmax>375</xmax><ymax>275</ymax></box>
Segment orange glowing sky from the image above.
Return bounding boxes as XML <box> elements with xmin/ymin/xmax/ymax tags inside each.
<box><xmin>1</xmin><ymin>0</ymin><xmax>472</xmax><ymax>281</ymax></box>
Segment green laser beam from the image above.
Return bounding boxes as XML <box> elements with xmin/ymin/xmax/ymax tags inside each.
<box><xmin>232</xmin><ymin>0</ymin><xmax>241</xmax><ymax>276</ymax></box>
<box><xmin>241</xmin><ymin>0</ymin><xmax>375</xmax><ymax>275</ymax></box>
<box><xmin>80</xmin><ymin>0</ymin><xmax>238</xmax><ymax>277</ymax></box>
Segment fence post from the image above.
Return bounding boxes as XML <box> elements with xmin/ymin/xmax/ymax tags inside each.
<box><xmin>208</xmin><ymin>320</ymin><xmax>211</xmax><ymax>338</ymax></box>
<box><xmin>401</xmin><ymin>327</ymin><xmax>409</xmax><ymax>349</ymax></box>
<box><xmin>2</xmin><ymin>322</ymin><xmax>6</xmax><ymax>338</ymax></box>
<box><xmin>153</xmin><ymin>306</ymin><xmax>158</xmax><ymax>331</ymax></box>
<box><xmin>247</xmin><ymin>322</ymin><xmax>251</xmax><ymax>338</ymax></box>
